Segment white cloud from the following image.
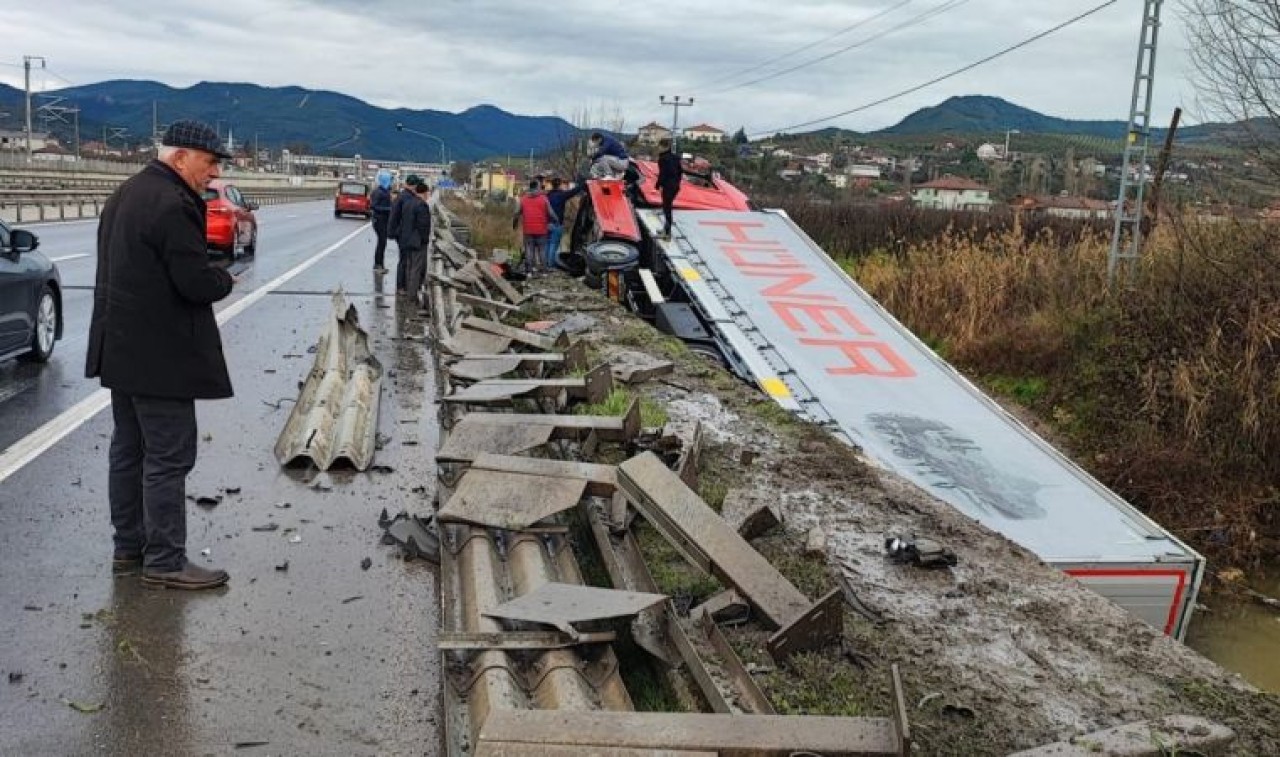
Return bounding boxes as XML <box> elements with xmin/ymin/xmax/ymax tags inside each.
<box><xmin>3</xmin><ymin>0</ymin><xmax>1194</xmax><ymax>133</ymax></box>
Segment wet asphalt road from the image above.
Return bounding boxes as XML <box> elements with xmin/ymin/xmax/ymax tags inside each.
<box><xmin>0</xmin><ymin>202</ymin><xmax>442</xmax><ymax>756</ymax></box>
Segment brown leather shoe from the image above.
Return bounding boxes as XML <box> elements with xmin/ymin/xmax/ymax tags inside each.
<box><xmin>141</xmin><ymin>563</ymin><xmax>230</xmax><ymax>590</ymax></box>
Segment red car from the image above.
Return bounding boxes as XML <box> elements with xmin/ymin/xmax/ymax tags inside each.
<box><xmin>203</xmin><ymin>179</ymin><xmax>258</xmax><ymax>257</ymax></box>
<box><xmin>334</xmin><ymin>181</ymin><xmax>371</xmax><ymax>218</ymax></box>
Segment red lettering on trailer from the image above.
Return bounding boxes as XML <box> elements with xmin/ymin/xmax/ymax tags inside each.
<box><xmin>697</xmin><ymin>218</ymin><xmax>916</xmax><ymax>378</ymax></box>
<box><xmin>741</xmin><ymin>270</ymin><xmax>836</xmax><ymax>301</ymax></box>
<box><xmin>701</xmin><ymin>219</ymin><xmax>770</xmax><ymax>243</ymax></box>
<box><xmin>799</xmin><ymin>338</ymin><xmax>917</xmax><ymax>378</ymax></box>
<box><xmin>771</xmin><ymin>302</ymin><xmax>875</xmax><ymax>336</ymax></box>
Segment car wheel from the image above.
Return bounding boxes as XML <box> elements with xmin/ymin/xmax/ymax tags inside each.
<box><xmin>334</xmin><ymin>210</ymin><xmax>342</xmax><ymax>218</ymax></box>
<box><xmin>244</xmin><ymin>228</ymin><xmax>257</xmax><ymax>255</ymax></box>
<box><xmin>19</xmin><ymin>285</ymin><xmax>58</xmax><ymax>363</ymax></box>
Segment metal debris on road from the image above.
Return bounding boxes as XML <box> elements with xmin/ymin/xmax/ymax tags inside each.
<box><xmin>62</xmin><ymin>699</ymin><xmax>104</xmax><ymax>714</ymax></box>
<box><xmin>381</xmin><ymin>512</ymin><xmax>440</xmax><ymax>563</ymax></box>
<box><xmin>250</xmin><ymin>523</ymin><xmax>280</xmax><ymax>532</ymax></box>
<box><xmin>274</xmin><ymin>561</ymin><xmax>289</xmax><ymax>572</ymax></box>
<box><xmin>360</xmin><ymin>557</ymin><xmax>372</xmax><ymax>570</ymax></box>
<box><xmin>274</xmin><ymin>292</ymin><xmax>384</xmax><ymax>472</ymax></box>
<box><xmin>8</xmin><ymin>671</ymin><xmax>24</xmax><ymax>684</ymax></box>
<box><xmin>341</xmin><ymin>595</ymin><xmax>364</xmax><ymax>604</ymax></box>
<box><xmin>437</xmin><ymin>469</ymin><xmax>588</xmax><ymax>531</ymax></box>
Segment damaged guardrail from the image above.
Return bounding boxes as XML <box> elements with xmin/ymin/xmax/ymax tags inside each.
<box><xmin>425</xmin><ymin>196</ymin><xmax>911</xmax><ymax>757</ymax></box>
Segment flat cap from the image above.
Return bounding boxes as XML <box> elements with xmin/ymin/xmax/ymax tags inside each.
<box><xmin>404</xmin><ymin>174</ymin><xmax>424</xmax><ymax>187</ymax></box>
<box><xmin>162</xmin><ymin>119</ymin><xmax>233</xmax><ymax>160</ymax></box>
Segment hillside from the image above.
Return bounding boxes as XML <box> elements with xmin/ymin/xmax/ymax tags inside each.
<box><xmin>879</xmin><ymin>95</ymin><xmax>1234</xmax><ymax>143</ymax></box>
<box><xmin>0</xmin><ymin>80</ymin><xmax>577</xmax><ymax>161</ymax></box>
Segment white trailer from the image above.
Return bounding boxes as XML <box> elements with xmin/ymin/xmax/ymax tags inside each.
<box><xmin>640</xmin><ymin>208</ymin><xmax>1203</xmax><ymax>638</ymax></box>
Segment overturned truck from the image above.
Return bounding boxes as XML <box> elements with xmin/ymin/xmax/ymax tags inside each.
<box><xmin>568</xmin><ymin>163</ymin><xmax>1204</xmax><ymax>639</ymax></box>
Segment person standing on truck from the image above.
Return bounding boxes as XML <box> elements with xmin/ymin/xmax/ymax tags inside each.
<box><xmin>388</xmin><ymin>174</ymin><xmax>423</xmax><ymax>295</ymax></box>
<box><xmin>545</xmin><ymin>177</ymin><xmax>584</xmax><ymax>270</ymax></box>
<box><xmin>656</xmin><ymin>137</ymin><xmax>682</xmax><ymax>240</ymax></box>
<box><xmin>588</xmin><ymin>131</ymin><xmax>630</xmax><ymax>179</ymax></box>
<box><xmin>369</xmin><ymin>170</ymin><xmax>393</xmax><ymax>274</ymax></box>
<box><xmin>513</xmin><ymin>179</ymin><xmax>558</xmax><ymax>274</ymax></box>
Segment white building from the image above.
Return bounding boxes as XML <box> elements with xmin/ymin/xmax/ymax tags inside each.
<box><xmin>826</xmin><ymin>173</ymin><xmax>849</xmax><ymax>189</ymax></box>
<box><xmin>911</xmin><ymin>175</ymin><xmax>993</xmax><ymax>212</ymax></box>
<box><xmin>0</xmin><ymin>130</ymin><xmax>56</xmax><ymax>152</ymax></box>
<box><xmin>847</xmin><ymin>164</ymin><xmax>882</xmax><ymax>179</ymax></box>
<box><xmin>976</xmin><ymin>143</ymin><xmax>1003</xmax><ymax>161</ymax></box>
<box><xmin>683</xmin><ymin>124</ymin><xmax>726</xmax><ymax>143</ymax></box>
<box><xmin>637</xmin><ymin>122</ymin><xmax>672</xmax><ymax>146</ymax></box>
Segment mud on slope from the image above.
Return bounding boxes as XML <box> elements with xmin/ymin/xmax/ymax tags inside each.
<box><xmin>524</xmin><ymin>273</ymin><xmax>1280</xmax><ymax>755</ymax></box>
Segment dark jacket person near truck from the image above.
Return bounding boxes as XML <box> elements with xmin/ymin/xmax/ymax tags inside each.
<box><xmin>86</xmin><ymin>119</ymin><xmax>237</xmax><ymax>591</ymax></box>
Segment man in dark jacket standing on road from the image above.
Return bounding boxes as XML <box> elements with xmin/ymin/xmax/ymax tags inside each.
<box><xmin>403</xmin><ymin>180</ymin><xmax>433</xmax><ymax>307</ymax></box>
<box><xmin>388</xmin><ymin>174</ymin><xmax>423</xmax><ymax>295</ymax></box>
<box><xmin>656</xmin><ymin>138</ymin><xmax>683</xmax><ymax>239</ymax></box>
<box><xmin>369</xmin><ymin>169</ymin><xmax>393</xmax><ymax>274</ymax></box>
<box><xmin>87</xmin><ymin>119</ymin><xmax>238</xmax><ymax>590</ymax></box>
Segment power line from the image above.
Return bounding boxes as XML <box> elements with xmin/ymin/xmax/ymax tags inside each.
<box><xmin>692</xmin><ymin>0</ymin><xmax>913</xmax><ymax>90</ymax></box>
<box><xmin>711</xmin><ymin>0</ymin><xmax>970</xmax><ymax>95</ymax></box>
<box><xmin>750</xmin><ymin>0</ymin><xmax>1120</xmax><ymax>137</ymax></box>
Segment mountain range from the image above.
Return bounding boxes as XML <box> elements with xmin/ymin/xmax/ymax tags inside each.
<box><xmin>0</xmin><ymin>80</ymin><xmax>577</xmax><ymax>162</ymax></box>
<box><xmin>0</xmin><ymin>81</ymin><xmax>1245</xmax><ymax>161</ymax></box>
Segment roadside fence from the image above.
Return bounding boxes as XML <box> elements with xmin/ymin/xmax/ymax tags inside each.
<box><xmin>0</xmin><ymin>186</ymin><xmax>335</xmax><ymax>225</ymax></box>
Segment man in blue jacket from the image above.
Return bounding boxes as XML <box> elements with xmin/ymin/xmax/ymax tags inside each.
<box><xmin>589</xmin><ymin>132</ymin><xmax>629</xmax><ymax>178</ymax></box>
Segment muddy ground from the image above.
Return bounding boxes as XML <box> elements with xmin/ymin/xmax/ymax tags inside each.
<box><xmin>516</xmin><ymin>271</ymin><xmax>1280</xmax><ymax>755</ymax></box>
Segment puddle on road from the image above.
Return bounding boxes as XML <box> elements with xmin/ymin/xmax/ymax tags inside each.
<box><xmin>1187</xmin><ymin>569</ymin><xmax>1280</xmax><ymax>693</ymax></box>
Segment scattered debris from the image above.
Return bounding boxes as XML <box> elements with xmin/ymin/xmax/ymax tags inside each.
<box><xmin>691</xmin><ymin>589</ymin><xmax>750</xmax><ymax>625</ymax></box>
<box><xmin>223</xmin><ymin>486</ymin><xmax>242</xmax><ymax>495</ymax></box>
<box><xmin>736</xmin><ymin>502</ymin><xmax>780</xmax><ymax>541</ymax></box>
<box><xmin>805</xmin><ymin>526</ymin><xmax>828</xmax><ymax>555</ymax></box>
<box><xmin>200</xmin><ymin>548</ymin><xmax>212</xmax><ymax>557</ymax></box>
<box><xmin>1009</xmin><ymin>715</ymin><xmax>1236</xmax><ymax>756</ymax></box>
<box><xmin>341</xmin><ymin>595</ymin><xmax>364</xmax><ymax>605</ymax></box>
<box><xmin>62</xmin><ymin>699</ymin><xmax>104</xmax><ymax>714</ymax></box>
<box><xmin>483</xmin><ymin>583</ymin><xmax>667</xmax><ymax>639</ymax></box>
<box><xmin>274</xmin><ymin>561</ymin><xmax>289</xmax><ymax>572</ymax></box>
<box><xmin>274</xmin><ymin>502</ymin><xmax>292</xmax><ymax>509</ymax></box>
<box><xmin>8</xmin><ymin>671</ymin><xmax>23</xmax><ymax>684</ymax></box>
<box><xmin>22</xmin><ymin>604</ymin><xmax>41</xmax><ymax>612</ymax></box>
<box><xmin>370</xmin><ymin>465</ymin><xmax>395</xmax><ymax>474</ymax></box>
<box><xmin>233</xmin><ymin>742</ymin><xmax>270</xmax><ymax>750</ymax></box>
<box><xmin>381</xmin><ymin>511</ymin><xmax>440</xmax><ymax>563</ymax></box>
<box><xmin>190</xmin><ymin>494</ymin><xmax>223</xmax><ymax>508</ymax></box>
<box><xmin>360</xmin><ymin>557</ymin><xmax>372</xmax><ymax>571</ymax></box>
<box><xmin>610</xmin><ymin>349</ymin><xmax>675</xmax><ymax>384</ymax></box>
<box><xmin>885</xmin><ymin>534</ymin><xmax>958</xmax><ymax>569</ymax></box>
<box><xmin>544</xmin><ymin>312</ymin><xmax>598</xmax><ymax>337</ymax></box>
<box><xmin>289</xmin><ymin>535</ymin><xmax>302</xmax><ymax>544</ymax></box>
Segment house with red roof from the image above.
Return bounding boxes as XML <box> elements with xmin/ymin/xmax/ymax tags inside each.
<box><xmin>683</xmin><ymin>124</ymin><xmax>726</xmax><ymax>144</ymax></box>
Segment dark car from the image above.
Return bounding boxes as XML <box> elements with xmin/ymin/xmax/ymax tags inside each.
<box><xmin>203</xmin><ymin>179</ymin><xmax>258</xmax><ymax>257</ymax></box>
<box><xmin>334</xmin><ymin>181</ymin><xmax>371</xmax><ymax>218</ymax></box>
<box><xmin>0</xmin><ymin>219</ymin><xmax>63</xmax><ymax>363</ymax></box>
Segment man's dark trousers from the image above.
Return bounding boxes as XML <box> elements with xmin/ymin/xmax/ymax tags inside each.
<box><xmin>662</xmin><ymin>187</ymin><xmax>680</xmax><ymax>235</ymax></box>
<box><xmin>372</xmin><ymin>213</ymin><xmax>389</xmax><ymax>269</ymax></box>
<box><xmin>109</xmin><ymin>392</ymin><xmax>198</xmax><ymax>572</ymax></box>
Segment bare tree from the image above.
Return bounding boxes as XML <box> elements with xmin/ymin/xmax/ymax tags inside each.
<box><xmin>1183</xmin><ymin>0</ymin><xmax>1280</xmax><ymax>175</ymax></box>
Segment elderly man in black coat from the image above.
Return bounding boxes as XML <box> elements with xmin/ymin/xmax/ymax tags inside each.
<box><xmin>87</xmin><ymin>119</ymin><xmax>238</xmax><ymax>590</ymax></box>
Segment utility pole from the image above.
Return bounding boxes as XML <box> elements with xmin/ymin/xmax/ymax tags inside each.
<box><xmin>659</xmin><ymin>95</ymin><xmax>693</xmax><ymax>152</ymax></box>
<box><xmin>23</xmin><ymin>55</ymin><xmax>47</xmax><ymax>162</ymax></box>
<box><xmin>1108</xmin><ymin>0</ymin><xmax>1164</xmax><ymax>282</ymax></box>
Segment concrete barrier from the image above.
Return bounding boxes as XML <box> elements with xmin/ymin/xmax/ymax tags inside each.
<box><xmin>0</xmin><ymin>187</ymin><xmax>333</xmax><ymax>225</ymax></box>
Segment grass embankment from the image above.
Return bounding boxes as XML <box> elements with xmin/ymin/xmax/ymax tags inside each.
<box><xmin>786</xmin><ymin>201</ymin><xmax>1279</xmax><ymax>567</ymax></box>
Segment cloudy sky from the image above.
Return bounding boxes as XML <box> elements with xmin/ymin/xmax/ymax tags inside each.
<box><xmin>2</xmin><ymin>0</ymin><xmax>1199</xmax><ymax>134</ymax></box>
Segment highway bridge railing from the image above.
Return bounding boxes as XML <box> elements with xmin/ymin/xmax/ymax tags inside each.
<box><xmin>0</xmin><ymin>186</ymin><xmax>335</xmax><ymax>225</ymax></box>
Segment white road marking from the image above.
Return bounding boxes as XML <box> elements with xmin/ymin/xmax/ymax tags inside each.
<box><xmin>0</xmin><ymin>223</ymin><xmax>369</xmax><ymax>484</ymax></box>
<box><xmin>51</xmin><ymin>254</ymin><xmax>91</xmax><ymax>263</ymax></box>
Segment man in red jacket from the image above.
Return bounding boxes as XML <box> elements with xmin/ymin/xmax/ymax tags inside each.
<box><xmin>513</xmin><ymin>179</ymin><xmax>558</xmax><ymax>274</ymax></box>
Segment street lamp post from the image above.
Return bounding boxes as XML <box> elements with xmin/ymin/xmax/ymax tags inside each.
<box><xmin>395</xmin><ymin>122</ymin><xmax>447</xmax><ymax>172</ymax></box>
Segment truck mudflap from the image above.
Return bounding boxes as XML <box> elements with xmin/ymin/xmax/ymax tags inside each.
<box><xmin>639</xmin><ymin>208</ymin><xmax>1205</xmax><ymax>638</ymax></box>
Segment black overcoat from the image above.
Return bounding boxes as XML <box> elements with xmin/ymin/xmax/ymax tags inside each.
<box><xmin>86</xmin><ymin>161</ymin><xmax>235</xmax><ymax>399</ymax></box>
